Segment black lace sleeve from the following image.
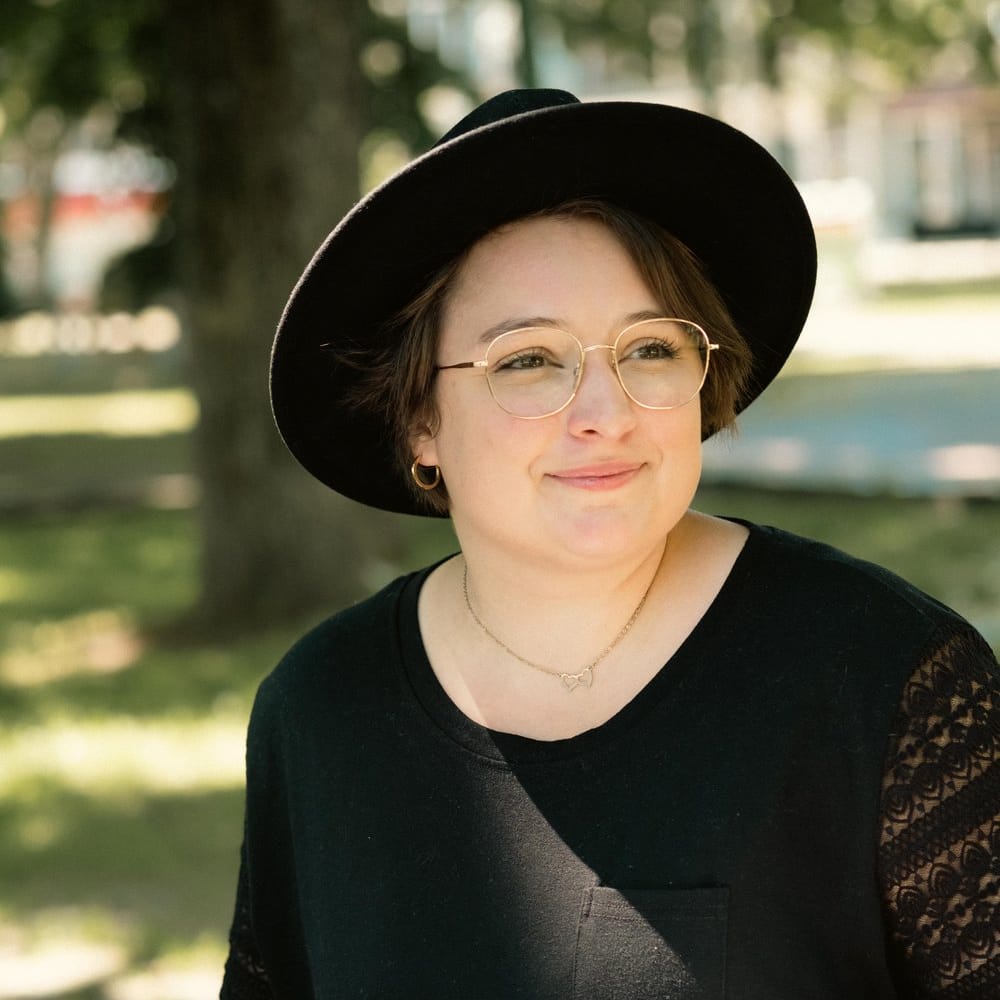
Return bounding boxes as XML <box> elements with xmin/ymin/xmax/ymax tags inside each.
<box><xmin>220</xmin><ymin>841</ymin><xmax>274</xmax><ymax>1000</ymax></box>
<box><xmin>878</xmin><ymin>625</ymin><xmax>1000</xmax><ymax>997</ymax></box>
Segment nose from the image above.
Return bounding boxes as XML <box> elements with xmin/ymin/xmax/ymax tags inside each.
<box><xmin>565</xmin><ymin>345</ymin><xmax>637</xmax><ymax>438</ymax></box>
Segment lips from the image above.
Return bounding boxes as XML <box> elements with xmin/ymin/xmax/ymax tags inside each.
<box><xmin>546</xmin><ymin>462</ymin><xmax>643</xmax><ymax>491</ymax></box>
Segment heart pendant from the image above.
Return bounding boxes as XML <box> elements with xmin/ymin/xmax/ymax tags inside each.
<box><xmin>561</xmin><ymin>667</ymin><xmax>594</xmax><ymax>691</ymax></box>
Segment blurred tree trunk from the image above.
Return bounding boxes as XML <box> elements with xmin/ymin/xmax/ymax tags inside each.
<box><xmin>22</xmin><ymin>110</ymin><xmax>68</xmax><ymax>311</ymax></box>
<box><xmin>163</xmin><ymin>0</ymin><xmax>399</xmax><ymax>628</ymax></box>
<box><xmin>0</xmin><ymin>207</ymin><xmax>17</xmax><ymax>317</ymax></box>
<box><xmin>515</xmin><ymin>0</ymin><xmax>539</xmax><ymax>87</ymax></box>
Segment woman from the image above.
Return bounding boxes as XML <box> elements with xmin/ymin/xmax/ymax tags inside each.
<box><xmin>222</xmin><ymin>90</ymin><xmax>1000</xmax><ymax>998</ymax></box>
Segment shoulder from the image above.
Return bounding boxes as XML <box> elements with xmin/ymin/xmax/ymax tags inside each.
<box><xmin>722</xmin><ymin>521</ymin><xmax>990</xmax><ymax>708</ymax></box>
<box><xmin>248</xmin><ymin>565</ymin><xmax>429</xmax><ymax>734</ymax></box>
<box><xmin>740</xmin><ymin>521</ymin><xmax>967</xmax><ymax>632</ymax></box>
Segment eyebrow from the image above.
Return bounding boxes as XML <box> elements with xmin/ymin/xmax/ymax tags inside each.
<box><xmin>475</xmin><ymin>309</ymin><xmax>668</xmax><ymax>345</ymax></box>
<box><xmin>476</xmin><ymin>316</ymin><xmax>563</xmax><ymax>344</ymax></box>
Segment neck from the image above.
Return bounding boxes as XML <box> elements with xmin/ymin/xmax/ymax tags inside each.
<box><xmin>416</xmin><ymin>511</ymin><xmax>748</xmax><ymax>736</ymax></box>
<box><xmin>455</xmin><ymin>509</ymin><xmax>689</xmax><ymax>603</ymax></box>
<box><xmin>454</xmin><ymin>523</ymin><xmax>677</xmax><ymax>678</ymax></box>
<box><xmin>466</xmin><ymin>541</ymin><xmax>666</xmax><ymax>605</ymax></box>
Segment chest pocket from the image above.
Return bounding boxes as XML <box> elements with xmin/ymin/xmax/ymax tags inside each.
<box><xmin>573</xmin><ymin>886</ymin><xmax>729</xmax><ymax>1000</ymax></box>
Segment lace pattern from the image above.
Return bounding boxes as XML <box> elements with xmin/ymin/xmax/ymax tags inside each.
<box><xmin>879</xmin><ymin>626</ymin><xmax>1000</xmax><ymax>997</ymax></box>
<box><xmin>220</xmin><ymin>844</ymin><xmax>274</xmax><ymax>1000</ymax></box>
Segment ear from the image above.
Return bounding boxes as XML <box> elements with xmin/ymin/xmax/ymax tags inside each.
<box><xmin>409</xmin><ymin>416</ymin><xmax>440</xmax><ymax>469</ymax></box>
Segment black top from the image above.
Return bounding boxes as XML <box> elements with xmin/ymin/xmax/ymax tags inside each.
<box><xmin>220</xmin><ymin>524</ymin><xmax>1000</xmax><ymax>999</ymax></box>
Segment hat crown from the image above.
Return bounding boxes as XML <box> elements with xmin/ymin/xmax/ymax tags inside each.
<box><xmin>272</xmin><ymin>88</ymin><xmax>816</xmax><ymax>515</ymax></box>
<box><xmin>435</xmin><ymin>88</ymin><xmax>580</xmax><ymax>147</ymax></box>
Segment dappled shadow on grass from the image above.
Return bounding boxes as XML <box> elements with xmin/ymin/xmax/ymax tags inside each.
<box><xmin>2</xmin><ymin>407</ymin><xmax>191</xmax><ymax>497</ymax></box>
<box><xmin>0</xmin><ymin>337</ymin><xmax>184</xmax><ymax>398</ymax></box>
<box><xmin>0</xmin><ymin>503</ymin><xmax>317</xmax><ymax>722</ymax></box>
<box><xmin>0</xmin><ymin>508</ymin><xmax>197</xmax><ymax>623</ymax></box>
<box><xmin>0</xmin><ymin>781</ymin><xmax>243</xmax><ymax>965</ymax></box>
<box><xmin>0</xmin><ymin>619</ymin><xmax>306</xmax><ymax>725</ymax></box>
<box><xmin>0</xmin><ymin>432</ymin><xmax>193</xmax><ymax>512</ymax></box>
<box><xmin>0</xmin><ymin>501</ymin><xmax>459</xmax><ymax>722</ymax></box>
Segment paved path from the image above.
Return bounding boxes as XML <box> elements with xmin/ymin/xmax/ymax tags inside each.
<box><xmin>702</xmin><ymin>301</ymin><xmax>1000</xmax><ymax>498</ymax></box>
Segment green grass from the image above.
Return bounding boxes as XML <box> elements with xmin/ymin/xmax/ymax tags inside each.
<box><xmin>0</xmin><ymin>507</ymin><xmax>309</xmax><ymax>996</ymax></box>
<box><xmin>0</xmin><ymin>345</ymin><xmax>185</xmax><ymax>397</ymax></box>
<box><xmin>0</xmin><ymin>389</ymin><xmax>197</xmax><ymax>439</ymax></box>
<box><xmin>0</xmin><ymin>432</ymin><xmax>191</xmax><ymax>485</ymax></box>
<box><xmin>870</xmin><ymin>279</ymin><xmax>1000</xmax><ymax>305</ymax></box>
<box><xmin>1</xmin><ymin>491</ymin><xmax>998</xmax><ymax>995</ymax></box>
<box><xmin>4</xmin><ymin>258</ymin><xmax>998</xmax><ymax>995</ymax></box>
<box><xmin>0</xmin><ymin>355</ymin><xmax>195</xmax><ymax>511</ymax></box>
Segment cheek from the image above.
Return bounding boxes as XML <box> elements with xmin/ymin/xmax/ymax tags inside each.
<box><xmin>650</xmin><ymin>409</ymin><xmax>704</xmax><ymax>485</ymax></box>
<box><xmin>423</xmin><ymin>391</ymin><xmax>490</xmax><ymax>478</ymax></box>
<box><xmin>432</xmin><ymin>395</ymin><xmax>547</xmax><ymax>496</ymax></box>
<box><xmin>653</xmin><ymin>401</ymin><xmax>701</xmax><ymax>446</ymax></box>
<box><xmin>679</xmin><ymin>401</ymin><xmax>705</xmax><ymax>453</ymax></box>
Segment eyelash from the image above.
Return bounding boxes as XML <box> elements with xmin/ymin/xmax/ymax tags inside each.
<box><xmin>624</xmin><ymin>338</ymin><xmax>681</xmax><ymax>360</ymax></box>
<box><xmin>494</xmin><ymin>349</ymin><xmax>561</xmax><ymax>371</ymax></box>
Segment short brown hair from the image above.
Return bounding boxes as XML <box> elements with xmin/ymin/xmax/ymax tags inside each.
<box><xmin>353</xmin><ymin>198</ymin><xmax>754</xmax><ymax>514</ymax></box>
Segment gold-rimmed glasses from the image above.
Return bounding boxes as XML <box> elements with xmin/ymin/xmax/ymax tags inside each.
<box><xmin>436</xmin><ymin>317</ymin><xmax>719</xmax><ymax>419</ymax></box>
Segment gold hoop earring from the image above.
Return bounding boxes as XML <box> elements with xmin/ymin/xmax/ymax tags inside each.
<box><xmin>410</xmin><ymin>460</ymin><xmax>441</xmax><ymax>491</ymax></box>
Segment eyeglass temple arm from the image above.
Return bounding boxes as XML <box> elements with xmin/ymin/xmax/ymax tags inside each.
<box><xmin>436</xmin><ymin>360</ymin><xmax>488</xmax><ymax>371</ymax></box>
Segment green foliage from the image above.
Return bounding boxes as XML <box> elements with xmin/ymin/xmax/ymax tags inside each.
<box><xmin>531</xmin><ymin>0</ymin><xmax>997</xmax><ymax>96</ymax></box>
<box><xmin>0</xmin><ymin>0</ymin><xmax>472</xmax><ymax>312</ymax></box>
<box><xmin>3</xmin><ymin>0</ymin><xmax>997</xmax><ymax>170</ymax></box>
<box><xmin>361</xmin><ymin>5</ymin><xmax>475</xmax><ymax>153</ymax></box>
<box><xmin>760</xmin><ymin>0</ymin><xmax>999</xmax><ymax>88</ymax></box>
<box><xmin>0</xmin><ymin>0</ymin><xmax>166</xmax><ymax>132</ymax></box>
<box><xmin>1</xmin><ymin>0</ymin><xmax>471</xmax><ymax>168</ymax></box>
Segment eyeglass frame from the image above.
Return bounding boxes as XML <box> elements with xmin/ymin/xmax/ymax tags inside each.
<box><xmin>435</xmin><ymin>316</ymin><xmax>720</xmax><ymax>419</ymax></box>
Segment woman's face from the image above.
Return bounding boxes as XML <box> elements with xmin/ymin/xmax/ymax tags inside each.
<box><xmin>415</xmin><ymin>215</ymin><xmax>703</xmax><ymax>569</ymax></box>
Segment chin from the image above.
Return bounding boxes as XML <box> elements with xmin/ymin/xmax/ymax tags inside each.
<box><xmin>548</xmin><ymin>507</ymin><xmax>668</xmax><ymax>562</ymax></box>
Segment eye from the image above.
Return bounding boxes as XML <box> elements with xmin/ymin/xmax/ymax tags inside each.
<box><xmin>622</xmin><ymin>337</ymin><xmax>681</xmax><ymax>362</ymax></box>
<box><xmin>492</xmin><ymin>349</ymin><xmax>563</xmax><ymax>373</ymax></box>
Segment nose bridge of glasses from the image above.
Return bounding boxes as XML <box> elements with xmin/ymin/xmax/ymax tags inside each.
<box><xmin>575</xmin><ymin>341</ymin><xmax>632</xmax><ymax>405</ymax></box>
<box><xmin>580</xmin><ymin>342</ymin><xmax>620</xmax><ymax>375</ymax></box>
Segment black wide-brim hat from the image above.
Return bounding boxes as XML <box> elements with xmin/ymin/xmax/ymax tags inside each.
<box><xmin>271</xmin><ymin>88</ymin><xmax>817</xmax><ymax>516</ymax></box>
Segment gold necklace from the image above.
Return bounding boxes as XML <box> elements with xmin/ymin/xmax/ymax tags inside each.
<box><xmin>461</xmin><ymin>563</ymin><xmax>655</xmax><ymax>692</ymax></box>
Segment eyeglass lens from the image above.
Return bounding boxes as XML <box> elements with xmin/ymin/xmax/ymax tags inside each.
<box><xmin>484</xmin><ymin>319</ymin><xmax>710</xmax><ymax>418</ymax></box>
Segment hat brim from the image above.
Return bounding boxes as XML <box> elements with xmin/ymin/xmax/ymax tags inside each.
<box><xmin>271</xmin><ymin>99</ymin><xmax>817</xmax><ymax>516</ymax></box>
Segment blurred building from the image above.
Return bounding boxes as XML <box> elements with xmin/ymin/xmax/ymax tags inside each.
<box><xmin>0</xmin><ymin>144</ymin><xmax>170</xmax><ymax>310</ymax></box>
<box><xmin>6</xmin><ymin>1</ymin><xmax>999</xmax><ymax>305</ymax></box>
<box><xmin>880</xmin><ymin>85</ymin><xmax>1000</xmax><ymax>239</ymax></box>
